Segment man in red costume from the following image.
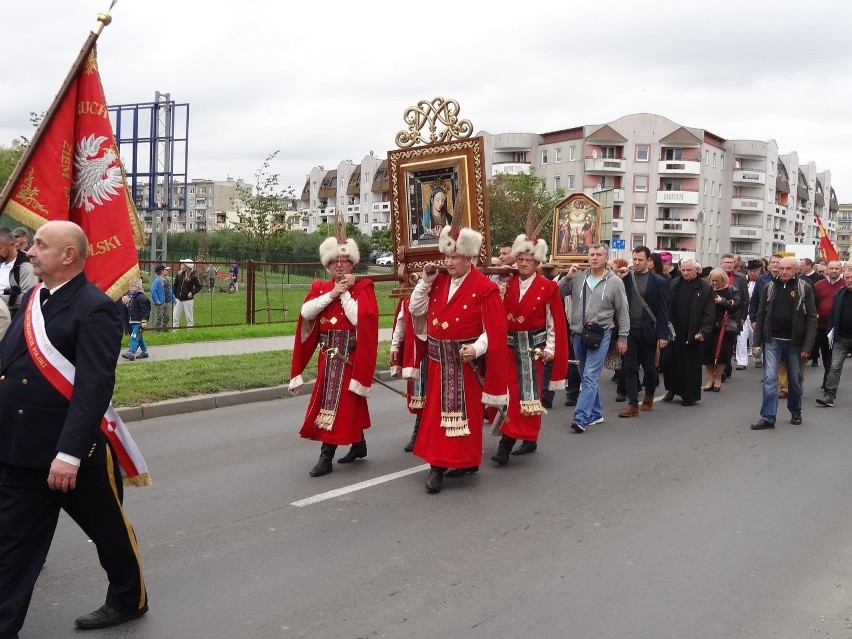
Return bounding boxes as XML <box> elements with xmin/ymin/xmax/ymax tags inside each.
<box><xmin>409</xmin><ymin>225</ymin><xmax>508</xmax><ymax>494</ymax></box>
<box><xmin>390</xmin><ymin>278</ymin><xmax>428</xmax><ymax>452</ymax></box>
<box><xmin>492</xmin><ymin>234</ymin><xmax>568</xmax><ymax>465</ymax></box>
<box><xmin>289</xmin><ymin>236</ymin><xmax>378</xmax><ymax>477</ymax></box>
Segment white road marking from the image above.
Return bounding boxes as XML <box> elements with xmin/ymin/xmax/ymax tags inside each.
<box><xmin>290</xmin><ymin>464</ymin><xmax>430</xmax><ymax>507</ymax></box>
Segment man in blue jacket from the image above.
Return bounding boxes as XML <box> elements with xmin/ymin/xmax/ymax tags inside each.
<box><xmin>150</xmin><ymin>264</ymin><xmax>173</xmax><ymax>331</ymax></box>
<box><xmin>619</xmin><ymin>246</ymin><xmax>670</xmax><ymax>417</ymax></box>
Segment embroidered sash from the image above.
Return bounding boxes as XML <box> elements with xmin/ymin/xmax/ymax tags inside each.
<box><xmin>316</xmin><ymin>329</ymin><xmax>356</xmax><ymax>430</ymax></box>
<box><xmin>408</xmin><ymin>358</ymin><xmax>428</xmax><ymax>410</ymax></box>
<box><xmin>427</xmin><ymin>336</ymin><xmax>477</xmax><ymax>437</ymax></box>
<box><xmin>508</xmin><ymin>328</ymin><xmax>547</xmax><ymax>416</ymax></box>
<box><xmin>24</xmin><ymin>285</ymin><xmax>151</xmax><ymax>487</ymax></box>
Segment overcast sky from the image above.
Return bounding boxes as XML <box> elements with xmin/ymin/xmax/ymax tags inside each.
<box><xmin>2</xmin><ymin>0</ymin><xmax>850</xmax><ymax>201</ymax></box>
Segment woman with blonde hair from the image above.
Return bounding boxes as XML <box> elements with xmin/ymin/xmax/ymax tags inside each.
<box><xmin>702</xmin><ymin>268</ymin><xmax>741</xmax><ymax>391</ymax></box>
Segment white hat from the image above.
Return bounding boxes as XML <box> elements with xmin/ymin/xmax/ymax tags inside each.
<box><xmin>318</xmin><ymin>237</ymin><xmax>360</xmax><ymax>267</ymax></box>
<box><xmin>511</xmin><ymin>234</ymin><xmax>548</xmax><ymax>263</ymax></box>
<box><xmin>181</xmin><ymin>259</ymin><xmax>194</xmax><ymax>268</ymax></box>
<box><xmin>438</xmin><ymin>225</ymin><xmax>483</xmax><ymax>258</ymax></box>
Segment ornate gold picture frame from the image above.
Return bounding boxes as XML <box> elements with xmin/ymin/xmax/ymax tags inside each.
<box><xmin>388</xmin><ymin>137</ymin><xmax>489</xmax><ymax>283</ymax></box>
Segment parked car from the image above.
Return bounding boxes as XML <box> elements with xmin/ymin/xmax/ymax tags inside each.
<box><xmin>376</xmin><ymin>254</ymin><xmax>394</xmax><ymax>266</ymax></box>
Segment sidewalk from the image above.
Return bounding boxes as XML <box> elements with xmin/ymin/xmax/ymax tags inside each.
<box><xmin>116</xmin><ymin>328</ymin><xmax>396</xmax><ymax>422</ymax></box>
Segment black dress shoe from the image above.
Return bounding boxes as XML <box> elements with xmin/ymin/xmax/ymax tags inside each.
<box><xmin>75</xmin><ymin>603</ymin><xmax>149</xmax><ymax>629</ymax></box>
<box><xmin>750</xmin><ymin>419</ymin><xmax>775</xmax><ymax>430</ymax></box>
<box><xmin>425</xmin><ymin>467</ymin><xmax>445</xmax><ymax>493</ymax></box>
<box><xmin>615</xmin><ymin>394</ymin><xmax>627</xmax><ymax>402</ymax></box>
<box><xmin>681</xmin><ymin>400</ymin><xmax>698</xmax><ymax>406</ymax></box>
<box><xmin>337</xmin><ymin>439</ymin><xmax>367</xmax><ymax>463</ymax></box>
<box><xmin>541</xmin><ymin>399</ymin><xmax>553</xmax><ymax>409</ymax></box>
<box><xmin>309</xmin><ymin>457</ymin><xmax>333</xmax><ymax>477</ymax></box>
<box><xmin>444</xmin><ymin>466</ymin><xmax>479</xmax><ymax>478</ymax></box>
<box><xmin>662</xmin><ymin>391</ymin><xmax>676</xmax><ymax>402</ymax></box>
<box><xmin>564</xmin><ymin>396</ymin><xmax>577</xmax><ymax>407</ymax></box>
<box><xmin>790</xmin><ymin>411</ymin><xmax>802</xmax><ymax>425</ymax></box>
<box><xmin>511</xmin><ymin>440</ymin><xmax>538</xmax><ymax>456</ymax></box>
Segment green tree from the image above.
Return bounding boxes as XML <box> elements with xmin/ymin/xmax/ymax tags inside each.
<box><xmin>486</xmin><ymin>172</ymin><xmax>564</xmax><ymax>253</ymax></box>
<box><xmin>0</xmin><ymin>139</ymin><xmax>26</xmax><ymax>195</ymax></box>
<box><xmin>372</xmin><ymin>226</ymin><xmax>393</xmax><ymax>252</ymax></box>
<box><xmin>232</xmin><ymin>151</ymin><xmax>295</xmax><ymax>263</ymax></box>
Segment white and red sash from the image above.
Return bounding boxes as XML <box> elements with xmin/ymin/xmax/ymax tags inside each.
<box><xmin>24</xmin><ymin>284</ymin><xmax>151</xmax><ymax>487</ymax></box>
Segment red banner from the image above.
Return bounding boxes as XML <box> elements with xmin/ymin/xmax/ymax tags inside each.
<box><xmin>815</xmin><ymin>213</ymin><xmax>840</xmax><ymax>262</ymax></box>
<box><xmin>4</xmin><ymin>46</ymin><xmax>143</xmax><ymax>299</ymax></box>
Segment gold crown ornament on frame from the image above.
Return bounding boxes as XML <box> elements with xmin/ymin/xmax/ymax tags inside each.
<box><xmin>395</xmin><ymin>97</ymin><xmax>473</xmax><ymax>149</ymax></box>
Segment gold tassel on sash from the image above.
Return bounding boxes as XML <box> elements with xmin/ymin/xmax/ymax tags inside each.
<box><xmin>315</xmin><ymin>408</ymin><xmax>335</xmax><ymax>431</ymax></box>
<box><xmin>440</xmin><ymin>411</ymin><xmax>470</xmax><ymax>437</ymax></box>
<box><xmin>520</xmin><ymin>399</ymin><xmax>547</xmax><ymax>416</ymax></box>
<box><xmin>409</xmin><ymin>396</ymin><xmax>424</xmax><ymax>410</ymax></box>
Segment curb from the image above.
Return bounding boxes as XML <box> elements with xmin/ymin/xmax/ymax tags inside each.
<box><xmin>116</xmin><ymin>371</ymin><xmax>399</xmax><ymax>423</ymax></box>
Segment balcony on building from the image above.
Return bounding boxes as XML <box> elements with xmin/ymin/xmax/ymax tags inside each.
<box><xmin>656</xmin><ymin>190</ymin><xmax>699</xmax><ymax>206</ymax></box>
<box><xmin>730</xmin><ymin>225</ymin><xmax>763</xmax><ymax>240</ymax></box>
<box><xmin>611</xmin><ymin>188</ymin><xmax>625</xmax><ymax>203</ymax></box>
<box><xmin>731</xmin><ymin>196</ymin><xmax>764</xmax><ymax>212</ymax></box>
<box><xmin>814</xmin><ymin>191</ymin><xmax>825</xmax><ymax>207</ymax></box>
<box><xmin>584</xmin><ymin>156</ymin><xmax>626</xmax><ymax>174</ymax></box>
<box><xmin>654</xmin><ymin>218</ymin><xmax>698</xmax><ymax>236</ymax></box>
<box><xmin>611</xmin><ymin>218</ymin><xmax>623</xmax><ymax>232</ymax></box>
<box><xmin>657</xmin><ymin>160</ymin><xmax>701</xmax><ymax>176</ymax></box>
<box><xmin>733</xmin><ymin>169</ymin><xmax>766</xmax><ymax>186</ymax></box>
<box><xmin>492</xmin><ymin>161</ymin><xmax>532</xmax><ymax>176</ymax></box>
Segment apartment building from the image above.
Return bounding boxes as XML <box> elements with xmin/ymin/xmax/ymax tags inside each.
<box><xmin>838</xmin><ymin>203</ymin><xmax>852</xmax><ymax>259</ymax></box>
<box><xmin>293</xmin><ymin>113</ymin><xmax>839</xmax><ymax>261</ymax></box>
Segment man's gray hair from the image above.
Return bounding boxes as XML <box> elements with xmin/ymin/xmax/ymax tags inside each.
<box><xmin>682</xmin><ymin>258</ymin><xmax>699</xmax><ymax>270</ymax></box>
<box><xmin>588</xmin><ymin>243</ymin><xmax>609</xmax><ymax>256</ymax></box>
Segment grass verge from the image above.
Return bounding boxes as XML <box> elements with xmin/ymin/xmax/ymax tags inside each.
<box><xmin>113</xmin><ymin>342</ymin><xmax>393</xmax><ymax>407</ymax></box>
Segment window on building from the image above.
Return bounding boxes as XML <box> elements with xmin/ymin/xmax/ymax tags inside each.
<box><xmin>633</xmin><ymin>205</ymin><xmax>647</xmax><ymax>222</ymax></box>
<box><xmin>711</xmin><ymin>182</ymin><xmax>715</xmax><ymax>197</ymax></box>
<box><xmin>665</xmin><ymin>148</ymin><xmax>683</xmax><ymax>161</ymax></box>
<box><xmin>541</xmin><ymin>150</ymin><xmax>548</xmax><ymax>164</ymax></box>
<box><xmin>706</xmin><ymin>152</ymin><xmax>710</xmax><ymax>166</ymax></box>
<box><xmin>631</xmin><ymin>234</ymin><xmax>646</xmax><ymax>250</ymax></box>
<box><xmin>636</xmin><ymin>145</ymin><xmax>650</xmax><ymax>162</ymax></box>
<box><xmin>601</xmin><ymin>146</ymin><xmax>617</xmax><ymax>159</ymax></box>
<box><xmin>569</xmin><ymin>145</ymin><xmax>576</xmax><ymax>161</ymax></box>
<box><xmin>554</xmin><ymin>176</ymin><xmax>561</xmax><ymax>190</ymax></box>
<box><xmin>567</xmin><ymin>175</ymin><xmax>575</xmax><ymax>191</ymax></box>
<box><xmin>703</xmin><ymin>179</ymin><xmax>708</xmax><ymax>195</ymax></box>
<box><xmin>720</xmin><ymin>156</ymin><xmax>725</xmax><ymax>171</ymax></box>
<box><xmin>634</xmin><ymin>175</ymin><xmax>648</xmax><ymax>192</ymax></box>
<box><xmin>713</xmin><ymin>153</ymin><xmax>717</xmax><ymax>168</ymax></box>
<box><xmin>555</xmin><ymin>148</ymin><xmax>562</xmax><ymax>163</ymax></box>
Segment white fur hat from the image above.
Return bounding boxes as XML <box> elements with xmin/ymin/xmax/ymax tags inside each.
<box><xmin>319</xmin><ymin>237</ymin><xmax>360</xmax><ymax>267</ymax></box>
<box><xmin>438</xmin><ymin>225</ymin><xmax>483</xmax><ymax>258</ymax></box>
<box><xmin>511</xmin><ymin>234</ymin><xmax>548</xmax><ymax>263</ymax></box>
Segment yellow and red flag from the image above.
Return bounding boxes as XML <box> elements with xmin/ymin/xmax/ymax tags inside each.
<box><xmin>1</xmin><ymin>44</ymin><xmax>143</xmax><ymax>300</ymax></box>
<box><xmin>815</xmin><ymin>213</ymin><xmax>840</xmax><ymax>262</ymax></box>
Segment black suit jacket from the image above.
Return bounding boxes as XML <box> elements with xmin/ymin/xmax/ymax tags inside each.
<box><xmin>623</xmin><ymin>270</ymin><xmax>670</xmax><ymax>343</ymax></box>
<box><xmin>667</xmin><ymin>276</ymin><xmax>715</xmax><ymax>343</ymax></box>
<box><xmin>0</xmin><ymin>272</ymin><xmax>123</xmax><ymax>469</ymax></box>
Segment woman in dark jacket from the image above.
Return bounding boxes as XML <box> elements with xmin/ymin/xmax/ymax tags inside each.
<box><xmin>702</xmin><ymin>268</ymin><xmax>741</xmax><ymax>391</ymax></box>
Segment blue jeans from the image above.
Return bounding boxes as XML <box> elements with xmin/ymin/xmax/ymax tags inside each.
<box><xmin>760</xmin><ymin>338</ymin><xmax>803</xmax><ymax>422</ymax></box>
<box><xmin>571</xmin><ymin>330</ymin><xmax>612</xmax><ymax>426</ymax></box>
<box><xmin>129</xmin><ymin>323</ymin><xmax>147</xmax><ymax>355</ymax></box>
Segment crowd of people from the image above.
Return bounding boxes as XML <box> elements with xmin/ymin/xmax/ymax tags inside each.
<box><xmin>290</xmin><ymin>223</ymin><xmax>852</xmax><ymax>496</ymax></box>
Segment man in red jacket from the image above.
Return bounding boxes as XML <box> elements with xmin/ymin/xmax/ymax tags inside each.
<box><xmin>813</xmin><ymin>260</ymin><xmax>845</xmax><ymax>389</ymax></box>
<box><xmin>289</xmin><ymin>236</ymin><xmax>378</xmax><ymax>477</ymax></box>
<box><xmin>408</xmin><ymin>225</ymin><xmax>509</xmax><ymax>494</ymax></box>
<box><xmin>492</xmin><ymin>233</ymin><xmax>567</xmax><ymax>464</ymax></box>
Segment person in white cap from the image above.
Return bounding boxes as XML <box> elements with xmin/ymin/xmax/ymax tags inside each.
<box><xmin>172</xmin><ymin>259</ymin><xmax>201</xmax><ymax>328</ymax></box>
<box><xmin>408</xmin><ymin>224</ymin><xmax>509</xmax><ymax>494</ymax></box>
<box><xmin>491</xmin><ymin>233</ymin><xmax>568</xmax><ymax>465</ymax></box>
<box><xmin>289</xmin><ymin>232</ymin><xmax>379</xmax><ymax>477</ymax></box>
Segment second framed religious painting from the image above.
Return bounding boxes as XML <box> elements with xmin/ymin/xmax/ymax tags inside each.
<box><xmin>388</xmin><ymin>137</ymin><xmax>489</xmax><ymax>288</ymax></box>
<box><xmin>550</xmin><ymin>192</ymin><xmax>603</xmax><ymax>267</ymax></box>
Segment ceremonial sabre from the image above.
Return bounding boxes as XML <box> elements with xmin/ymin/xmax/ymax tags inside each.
<box><xmin>320</xmin><ymin>344</ymin><xmax>408</xmax><ymax>399</ymax></box>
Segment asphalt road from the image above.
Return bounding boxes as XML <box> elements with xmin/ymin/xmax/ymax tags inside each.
<box><xmin>21</xmin><ymin>366</ymin><xmax>852</xmax><ymax>639</ymax></box>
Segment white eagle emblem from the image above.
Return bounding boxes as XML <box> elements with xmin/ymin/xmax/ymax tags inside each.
<box><xmin>71</xmin><ymin>134</ymin><xmax>124</xmax><ymax>212</ymax></box>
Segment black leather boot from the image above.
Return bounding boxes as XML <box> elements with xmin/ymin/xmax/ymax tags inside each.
<box><xmin>309</xmin><ymin>443</ymin><xmax>337</xmax><ymax>477</ymax></box>
<box><xmin>511</xmin><ymin>440</ymin><xmax>538</xmax><ymax>456</ymax></box>
<box><xmin>337</xmin><ymin>437</ymin><xmax>367</xmax><ymax>463</ymax></box>
<box><xmin>403</xmin><ymin>418</ymin><xmax>420</xmax><ymax>453</ymax></box>
<box><xmin>425</xmin><ymin>466</ymin><xmax>445</xmax><ymax>493</ymax></box>
<box><xmin>491</xmin><ymin>435</ymin><xmax>516</xmax><ymax>466</ymax></box>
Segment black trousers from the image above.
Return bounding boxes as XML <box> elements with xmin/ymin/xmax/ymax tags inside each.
<box><xmin>624</xmin><ymin>327</ymin><xmax>658</xmax><ymax>404</ymax></box>
<box><xmin>815</xmin><ymin>327</ymin><xmax>831</xmax><ymax>386</ymax></box>
<box><xmin>0</xmin><ymin>446</ymin><xmax>147</xmax><ymax>637</ymax></box>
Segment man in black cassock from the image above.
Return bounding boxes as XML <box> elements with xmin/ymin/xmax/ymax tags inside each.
<box><xmin>661</xmin><ymin>259</ymin><xmax>714</xmax><ymax>406</ymax></box>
